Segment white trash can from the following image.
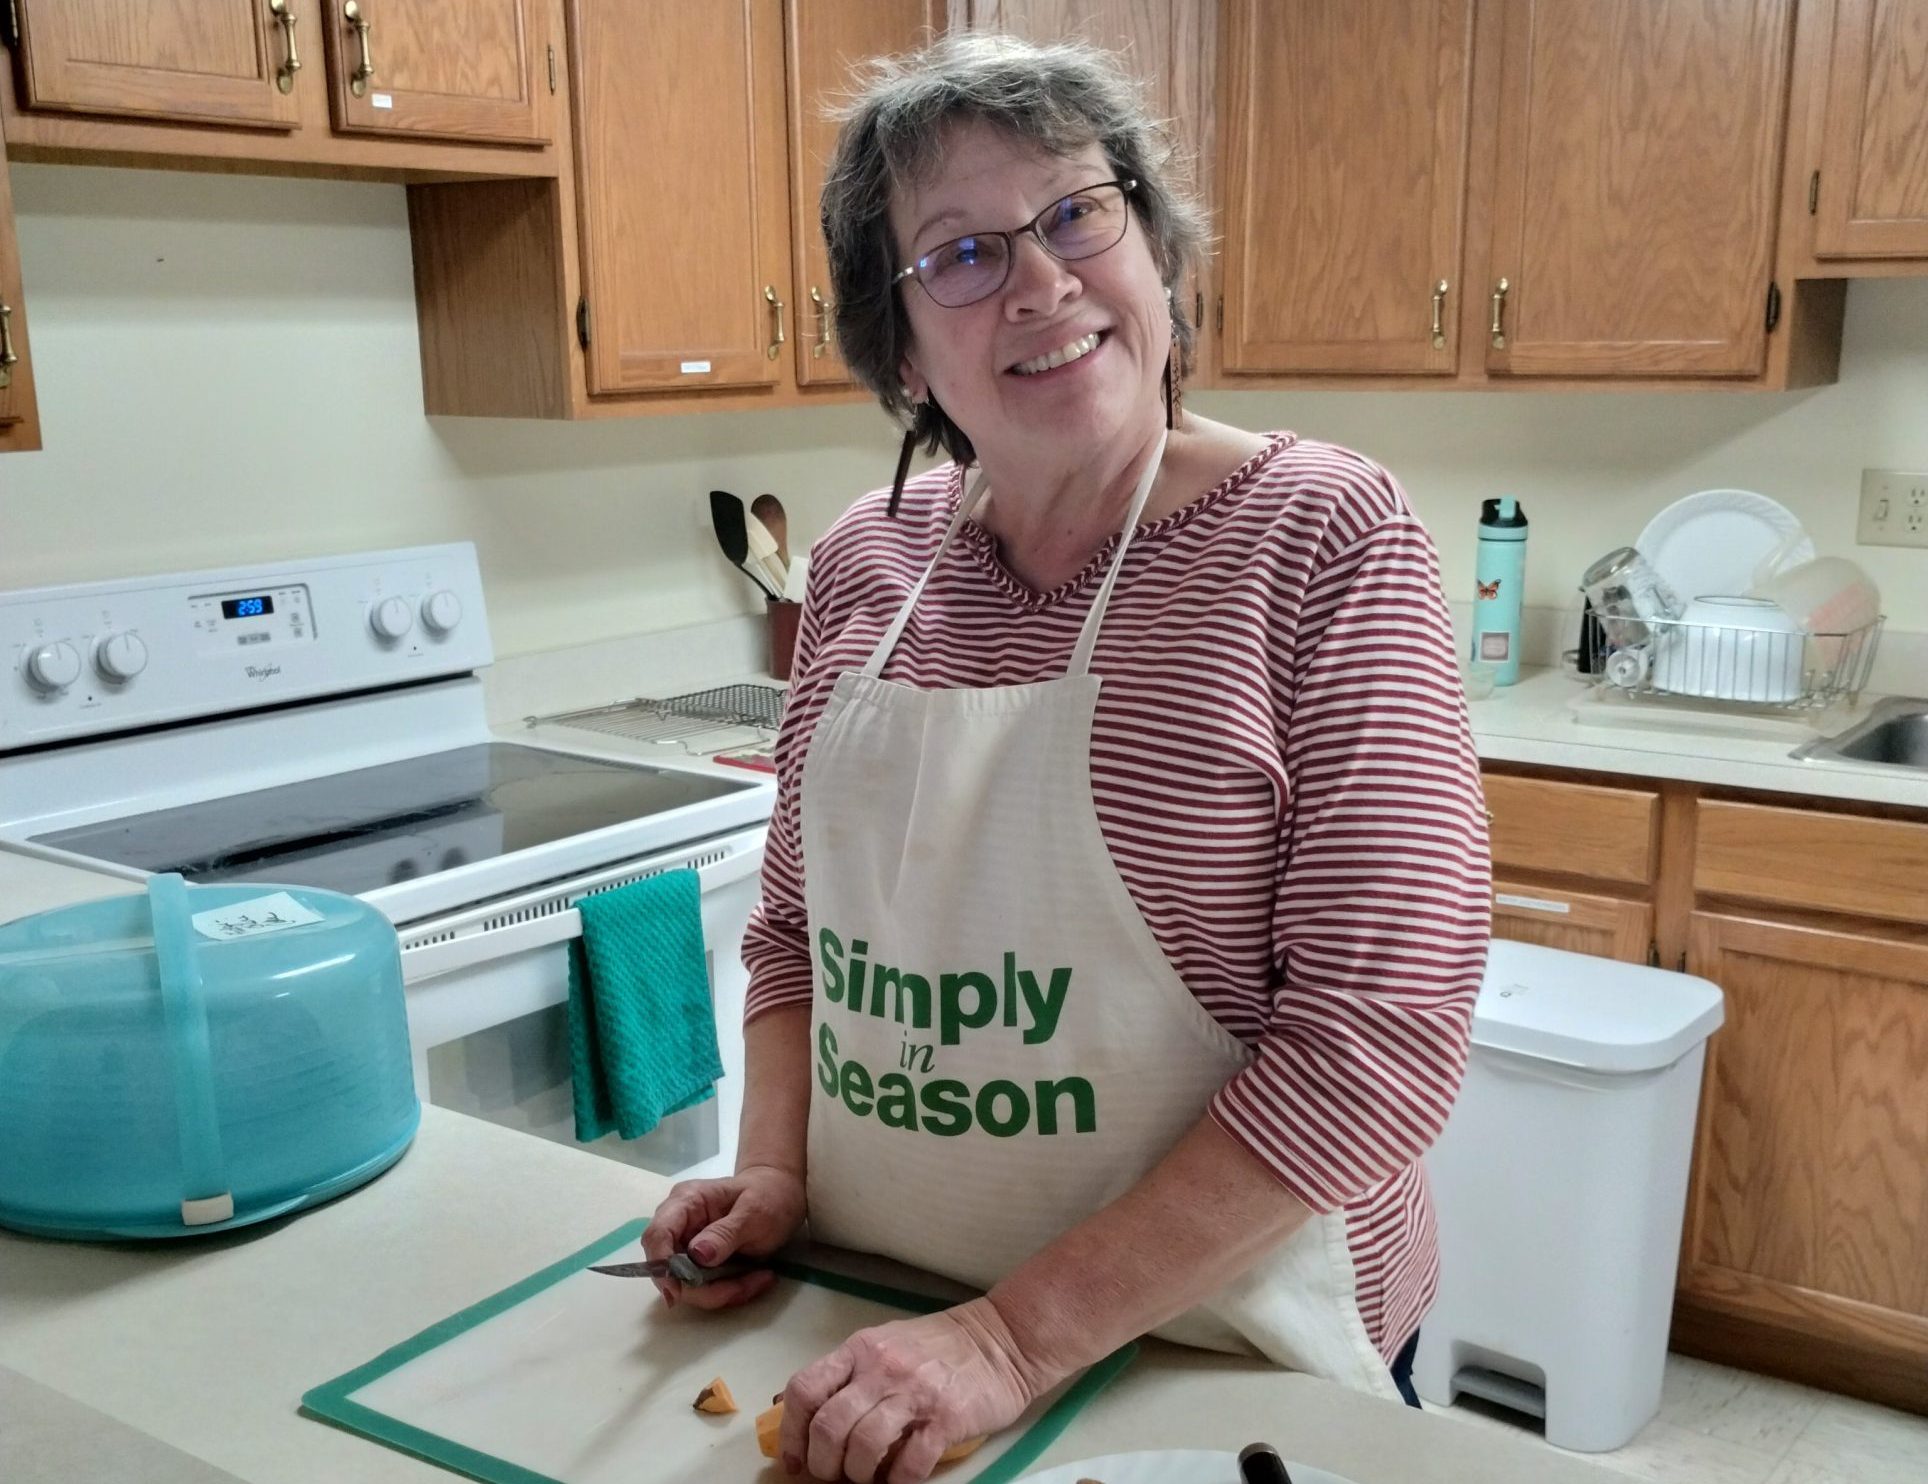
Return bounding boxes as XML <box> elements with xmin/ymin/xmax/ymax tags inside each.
<box><xmin>1413</xmin><ymin>939</ymin><xmax>1724</xmax><ymax>1452</ymax></box>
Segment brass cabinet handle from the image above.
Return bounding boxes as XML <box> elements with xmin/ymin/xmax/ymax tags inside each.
<box><xmin>764</xmin><ymin>285</ymin><xmax>786</xmax><ymax>360</ymax></box>
<box><xmin>344</xmin><ymin>1</ymin><xmax>376</xmax><ymax>97</ymax></box>
<box><xmin>269</xmin><ymin>0</ymin><xmax>301</xmax><ymax>93</ymax></box>
<box><xmin>809</xmin><ymin>286</ymin><xmax>833</xmax><ymax>358</ymax></box>
<box><xmin>1490</xmin><ymin>277</ymin><xmax>1510</xmax><ymax>350</ymax></box>
<box><xmin>0</xmin><ymin>303</ymin><xmax>15</xmax><ymax>388</ymax></box>
<box><xmin>1430</xmin><ymin>279</ymin><xmax>1449</xmax><ymax>350</ymax></box>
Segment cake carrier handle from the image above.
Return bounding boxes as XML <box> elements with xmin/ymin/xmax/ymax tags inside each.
<box><xmin>147</xmin><ymin>873</ymin><xmax>235</xmax><ymax>1227</ymax></box>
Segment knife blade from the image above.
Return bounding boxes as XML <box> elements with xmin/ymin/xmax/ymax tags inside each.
<box><xmin>587</xmin><ymin>1253</ymin><xmax>766</xmax><ymax>1287</ymax></box>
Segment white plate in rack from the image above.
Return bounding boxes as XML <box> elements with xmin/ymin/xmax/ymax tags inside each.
<box><xmin>1635</xmin><ymin>489</ymin><xmax>1813</xmax><ymax>605</ymax></box>
<box><xmin>1018</xmin><ymin>1450</ymin><xmax>1362</xmax><ymax>1484</ymax></box>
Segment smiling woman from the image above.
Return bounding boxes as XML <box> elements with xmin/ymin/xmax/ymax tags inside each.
<box><xmin>641</xmin><ymin>33</ymin><xmax>1490</xmax><ymax>1484</ymax></box>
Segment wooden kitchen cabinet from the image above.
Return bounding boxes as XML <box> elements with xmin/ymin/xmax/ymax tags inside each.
<box><xmin>1480</xmin><ymin>0</ymin><xmax>1795</xmax><ymax>379</ymax></box>
<box><xmin>1675</xmin><ymin>911</ymin><xmax>1928</xmax><ymax>1414</ymax></box>
<box><xmin>786</xmin><ymin>0</ymin><xmax>938</xmax><ymax>387</ymax></box>
<box><xmin>6</xmin><ymin>0</ymin><xmax>302</xmax><ymax>130</ymax></box>
<box><xmin>569</xmin><ymin>0</ymin><xmax>790</xmax><ymax>395</ymax></box>
<box><xmin>1811</xmin><ymin>0</ymin><xmax>1928</xmax><ymax>260</ymax></box>
<box><xmin>1217</xmin><ymin>0</ymin><xmax>1474</xmax><ymax>376</ymax></box>
<box><xmin>0</xmin><ymin>119</ymin><xmax>40</xmax><ymax>454</ymax></box>
<box><xmin>315</xmin><ymin>0</ymin><xmax>550</xmax><ymax>147</ymax></box>
<box><xmin>0</xmin><ymin>1</ymin><xmax>561</xmax><ymax>180</ymax></box>
<box><xmin>410</xmin><ymin>0</ymin><xmax>926</xmax><ymax>417</ymax></box>
<box><xmin>1491</xmin><ymin>879</ymin><xmax>1653</xmax><ymax>963</ymax></box>
<box><xmin>1481</xmin><ymin>769</ymin><xmax>1663</xmax><ymax>963</ymax></box>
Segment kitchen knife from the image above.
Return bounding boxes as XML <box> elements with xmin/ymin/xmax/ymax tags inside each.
<box><xmin>587</xmin><ymin>1252</ymin><xmax>767</xmax><ymax>1287</ymax></box>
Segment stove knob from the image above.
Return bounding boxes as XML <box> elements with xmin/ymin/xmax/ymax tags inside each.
<box><xmin>94</xmin><ymin>631</ymin><xmax>149</xmax><ymax>682</ymax></box>
<box><xmin>25</xmin><ymin>641</ymin><xmax>82</xmax><ymax>693</ymax></box>
<box><xmin>370</xmin><ymin>596</ymin><xmax>414</xmax><ymax>642</ymax></box>
<box><xmin>421</xmin><ymin>590</ymin><xmax>463</xmax><ymax>634</ymax></box>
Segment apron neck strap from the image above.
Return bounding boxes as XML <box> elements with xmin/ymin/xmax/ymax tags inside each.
<box><xmin>861</xmin><ymin>431</ymin><xmax>1169</xmax><ymax>681</ymax></box>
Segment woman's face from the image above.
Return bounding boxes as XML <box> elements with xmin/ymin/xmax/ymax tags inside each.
<box><xmin>889</xmin><ymin>121</ymin><xmax>1169</xmax><ymax>473</ymax></box>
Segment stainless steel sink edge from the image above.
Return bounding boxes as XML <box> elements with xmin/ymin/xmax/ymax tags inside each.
<box><xmin>1790</xmin><ymin>696</ymin><xmax>1928</xmax><ymax>771</ymax></box>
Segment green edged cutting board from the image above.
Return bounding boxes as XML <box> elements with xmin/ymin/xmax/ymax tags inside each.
<box><xmin>302</xmin><ymin>1220</ymin><xmax>1135</xmax><ymax>1484</ymax></box>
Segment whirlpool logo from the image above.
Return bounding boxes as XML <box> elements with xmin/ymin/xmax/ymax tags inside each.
<box><xmin>245</xmin><ymin>664</ymin><xmax>283</xmax><ymax>681</ymax></box>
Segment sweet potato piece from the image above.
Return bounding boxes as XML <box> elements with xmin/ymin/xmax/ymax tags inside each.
<box><xmin>756</xmin><ymin>1402</ymin><xmax>785</xmax><ymax>1459</ymax></box>
<box><xmin>693</xmin><ymin>1377</ymin><xmax>737</xmax><ymax>1415</ymax></box>
<box><xmin>753</xmin><ymin>1400</ymin><xmax>984</xmax><ymax>1465</ymax></box>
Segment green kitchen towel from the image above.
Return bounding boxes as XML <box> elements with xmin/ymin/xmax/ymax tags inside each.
<box><xmin>566</xmin><ymin>868</ymin><xmax>722</xmax><ymax>1143</ymax></box>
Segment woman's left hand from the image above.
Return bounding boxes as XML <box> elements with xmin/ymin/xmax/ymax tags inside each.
<box><xmin>778</xmin><ymin>1296</ymin><xmax>1050</xmax><ymax>1483</ymax></box>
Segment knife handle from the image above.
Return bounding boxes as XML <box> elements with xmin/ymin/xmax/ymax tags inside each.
<box><xmin>665</xmin><ymin>1253</ymin><xmax>764</xmax><ymax>1287</ymax></box>
<box><xmin>1237</xmin><ymin>1442</ymin><xmax>1294</xmax><ymax>1484</ymax></box>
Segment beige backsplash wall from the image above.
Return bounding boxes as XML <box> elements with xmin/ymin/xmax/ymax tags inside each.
<box><xmin>3</xmin><ymin>164</ymin><xmax>1926</xmax><ymax>662</ymax></box>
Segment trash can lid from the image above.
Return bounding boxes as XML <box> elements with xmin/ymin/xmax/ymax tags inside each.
<box><xmin>1472</xmin><ymin>939</ymin><xmax>1725</xmax><ymax>1073</ymax></box>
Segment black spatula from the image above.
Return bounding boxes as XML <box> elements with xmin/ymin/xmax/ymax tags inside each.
<box><xmin>710</xmin><ymin>489</ymin><xmax>781</xmax><ymax>601</ymax></box>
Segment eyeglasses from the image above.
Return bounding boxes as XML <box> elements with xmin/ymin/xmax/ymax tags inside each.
<box><xmin>893</xmin><ymin>178</ymin><xmax>1139</xmax><ymax>309</ymax></box>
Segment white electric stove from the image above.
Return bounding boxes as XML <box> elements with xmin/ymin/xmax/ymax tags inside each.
<box><xmin>0</xmin><ymin>544</ymin><xmax>775</xmax><ymax>1179</ymax></box>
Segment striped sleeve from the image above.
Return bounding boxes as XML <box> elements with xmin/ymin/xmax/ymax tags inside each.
<box><xmin>1208</xmin><ymin>492</ymin><xmax>1490</xmax><ymax>1214</ymax></box>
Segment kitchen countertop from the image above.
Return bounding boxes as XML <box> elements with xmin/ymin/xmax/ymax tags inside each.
<box><xmin>487</xmin><ymin>615</ymin><xmax>1928</xmax><ymax>812</ymax></box>
<box><xmin>0</xmin><ymin>1105</ymin><xmax>1612</xmax><ymax>1484</ymax></box>
<box><xmin>1473</xmin><ymin>666</ymin><xmax>1928</xmax><ymax>809</ymax></box>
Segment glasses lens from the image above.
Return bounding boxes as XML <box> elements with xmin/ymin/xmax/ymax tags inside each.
<box><xmin>918</xmin><ymin>234</ymin><xmax>1011</xmax><ymax>307</ymax></box>
<box><xmin>1041</xmin><ymin>185</ymin><xmax>1130</xmax><ymax>261</ymax></box>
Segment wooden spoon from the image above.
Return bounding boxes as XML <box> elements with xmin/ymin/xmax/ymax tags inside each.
<box><xmin>752</xmin><ymin>493</ymin><xmax>791</xmax><ymax>573</ymax></box>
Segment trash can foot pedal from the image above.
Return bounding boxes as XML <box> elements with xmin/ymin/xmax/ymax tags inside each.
<box><xmin>1453</xmin><ymin>1366</ymin><xmax>1546</xmax><ymax>1420</ymax></box>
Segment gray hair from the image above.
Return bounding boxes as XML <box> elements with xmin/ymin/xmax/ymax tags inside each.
<box><xmin>819</xmin><ymin>33</ymin><xmax>1210</xmax><ymax>469</ymax></box>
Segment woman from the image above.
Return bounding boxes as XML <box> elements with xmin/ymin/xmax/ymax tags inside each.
<box><xmin>645</xmin><ymin>35</ymin><xmax>1490</xmax><ymax>1484</ymax></box>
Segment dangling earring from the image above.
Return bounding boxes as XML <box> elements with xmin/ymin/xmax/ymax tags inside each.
<box><xmin>1163</xmin><ymin>352</ymin><xmax>1176</xmax><ymax>430</ymax></box>
<box><xmin>887</xmin><ymin>421</ymin><xmax>918</xmax><ymax>518</ymax></box>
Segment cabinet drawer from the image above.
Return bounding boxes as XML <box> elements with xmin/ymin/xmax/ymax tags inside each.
<box><xmin>1492</xmin><ymin>880</ymin><xmax>1654</xmax><ymax>963</ymax></box>
<box><xmin>1482</xmin><ymin>773</ymin><xmax>1659</xmax><ymax>884</ymax></box>
<box><xmin>1696</xmin><ymin>800</ymin><xmax>1928</xmax><ymax>927</ymax></box>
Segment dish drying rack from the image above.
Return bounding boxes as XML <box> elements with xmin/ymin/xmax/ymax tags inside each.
<box><xmin>525</xmin><ymin>683</ymin><xmax>786</xmax><ymax>750</ymax></box>
<box><xmin>1582</xmin><ymin>615</ymin><xmax>1883</xmax><ymax>711</ymax></box>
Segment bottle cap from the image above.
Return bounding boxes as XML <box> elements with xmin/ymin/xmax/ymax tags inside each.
<box><xmin>1480</xmin><ymin>497</ymin><xmax>1529</xmax><ymax>528</ymax></box>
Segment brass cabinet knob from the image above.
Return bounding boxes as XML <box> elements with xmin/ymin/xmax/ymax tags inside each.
<box><xmin>0</xmin><ymin>303</ymin><xmax>16</xmax><ymax>389</ymax></box>
<box><xmin>269</xmin><ymin>0</ymin><xmax>301</xmax><ymax>94</ymax></box>
<box><xmin>344</xmin><ymin>1</ymin><xmax>376</xmax><ymax>97</ymax></box>
<box><xmin>764</xmin><ymin>285</ymin><xmax>786</xmax><ymax>360</ymax></box>
<box><xmin>809</xmin><ymin>286</ymin><xmax>833</xmax><ymax>358</ymax></box>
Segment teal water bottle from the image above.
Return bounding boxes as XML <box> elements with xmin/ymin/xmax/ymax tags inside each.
<box><xmin>1472</xmin><ymin>497</ymin><xmax>1528</xmax><ymax>686</ymax></box>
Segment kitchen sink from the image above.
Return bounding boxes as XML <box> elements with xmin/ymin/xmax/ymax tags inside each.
<box><xmin>1792</xmin><ymin>697</ymin><xmax>1928</xmax><ymax>770</ymax></box>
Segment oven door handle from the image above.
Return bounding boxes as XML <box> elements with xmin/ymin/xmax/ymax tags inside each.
<box><xmin>400</xmin><ymin>841</ymin><xmax>764</xmax><ymax>983</ymax></box>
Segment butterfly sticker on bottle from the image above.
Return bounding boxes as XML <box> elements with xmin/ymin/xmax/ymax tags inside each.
<box><xmin>1477</xmin><ymin>579</ymin><xmax>1502</xmax><ymax>600</ymax></box>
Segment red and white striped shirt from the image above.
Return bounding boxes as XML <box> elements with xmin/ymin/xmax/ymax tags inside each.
<box><xmin>743</xmin><ymin>432</ymin><xmax>1490</xmax><ymax>1360</ymax></box>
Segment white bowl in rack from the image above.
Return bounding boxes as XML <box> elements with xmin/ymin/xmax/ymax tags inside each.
<box><xmin>1651</xmin><ymin>596</ymin><xmax>1804</xmax><ymax>704</ymax></box>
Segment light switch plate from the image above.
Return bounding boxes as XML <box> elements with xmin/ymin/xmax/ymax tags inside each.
<box><xmin>1857</xmin><ymin>469</ymin><xmax>1928</xmax><ymax>548</ymax></box>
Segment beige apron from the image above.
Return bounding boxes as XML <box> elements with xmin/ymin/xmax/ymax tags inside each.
<box><xmin>800</xmin><ymin>435</ymin><xmax>1399</xmax><ymax>1399</ymax></box>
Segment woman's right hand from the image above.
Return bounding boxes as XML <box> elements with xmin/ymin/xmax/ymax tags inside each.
<box><xmin>641</xmin><ymin>1163</ymin><xmax>807</xmax><ymax>1311</ymax></box>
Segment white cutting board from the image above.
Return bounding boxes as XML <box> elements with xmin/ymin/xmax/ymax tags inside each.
<box><xmin>304</xmin><ymin>1223</ymin><xmax>1132</xmax><ymax>1484</ymax></box>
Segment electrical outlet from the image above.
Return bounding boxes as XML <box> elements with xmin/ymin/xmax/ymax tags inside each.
<box><xmin>1857</xmin><ymin>469</ymin><xmax>1928</xmax><ymax>548</ymax></box>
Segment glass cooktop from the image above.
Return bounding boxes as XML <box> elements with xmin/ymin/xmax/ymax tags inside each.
<box><xmin>33</xmin><ymin>743</ymin><xmax>757</xmax><ymax>899</ymax></box>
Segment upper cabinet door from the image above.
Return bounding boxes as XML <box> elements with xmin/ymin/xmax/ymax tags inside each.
<box><xmin>1219</xmin><ymin>0</ymin><xmax>1473</xmax><ymax>376</ymax></box>
<box><xmin>1814</xmin><ymin>0</ymin><xmax>1928</xmax><ymax>258</ymax></box>
<box><xmin>10</xmin><ymin>0</ymin><xmax>303</xmax><ymax>130</ymax></box>
<box><xmin>318</xmin><ymin>0</ymin><xmax>548</xmax><ymax>145</ymax></box>
<box><xmin>786</xmin><ymin>0</ymin><xmax>937</xmax><ymax>388</ymax></box>
<box><xmin>0</xmin><ymin>132</ymin><xmax>42</xmax><ymax>452</ymax></box>
<box><xmin>572</xmin><ymin>0</ymin><xmax>789</xmax><ymax>395</ymax></box>
<box><xmin>1483</xmin><ymin>0</ymin><xmax>1794</xmax><ymax>379</ymax></box>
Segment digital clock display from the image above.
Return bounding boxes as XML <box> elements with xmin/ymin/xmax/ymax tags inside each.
<box><xmin>221</xmin><ymin>595</ymin><xmax>274</xmax><ymax>620</ymax></box>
